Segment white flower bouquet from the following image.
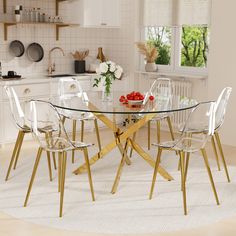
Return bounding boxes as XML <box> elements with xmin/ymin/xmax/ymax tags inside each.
<box><xmin>93</xmin><ymin>61</ymin><xmax>123</xmax><ymax>96</ymax></box>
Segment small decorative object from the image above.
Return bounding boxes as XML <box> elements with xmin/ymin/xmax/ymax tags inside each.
<box><xmin>15</xmin><ymin>10</ymin><xmax>21</xmax><ymax>22</ymax></box>
<box><xmin>97</xmin><ymin>47</ymin><xmax>106</xmax><ymax>62</ymax></box>
<box><xmin>119</xmin><ymin>91</ymin><xmax>145</xmax><ymax>107</ymax></box>
<box><xmin>136</xmin><ymin>42</ymin><xmax>158</xmax><ymax>72</ymax></box>
<box><xmin>71</xmin><ymin>50</ymin><xmax>89</xmax><ymax>73</ymax></box>
<box><xmin>93</xmin><ymin>61</ymin><xmax>123</xmax><ymax>101</ymax></box>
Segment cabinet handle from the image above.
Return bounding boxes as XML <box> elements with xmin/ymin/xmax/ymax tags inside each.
<box><xmin>70</xmin><ymin>84</ymin><xmax>76</xmax><ymax>90</ymax></box>
<box><xmin>23</xmin><ymin>88</ymin><xmax>31</xmax><ymax>94</ymax></box>
<box><xmin>101</xmin><ymin>23</ymin><xmax>107</xmax><ymax>26</ymax></box>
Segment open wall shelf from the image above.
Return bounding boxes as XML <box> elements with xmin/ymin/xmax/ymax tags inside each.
<box><xmin>1</xmin><ymin>0</ymin><xmax>74</xmax><ymax>40</ymax></box>
<box><xmin>0</xmin><ymin>21</ymin><xmax>79</xmax><ymax>41</ymax></box>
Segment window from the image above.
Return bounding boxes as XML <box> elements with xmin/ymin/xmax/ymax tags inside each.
<box><xmin>144</xmin><ymin>25</ymin><xmax>210</xmax><ymax>73</ymax></box>
<box><xmin>181</xmin><ymin>26</ymin><xmax>210</xmax><ymax>68</ymax></box>
<box><xmin>145</xmin><ymin>26</ymin><xmax>171</xmax><ymax>65</ymax></box>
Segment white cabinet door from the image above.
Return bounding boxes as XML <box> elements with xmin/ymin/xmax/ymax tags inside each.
<box><xmin>101</xmin><ymin>0</ymin><xmax>120</xmax><ymax>27</ymax></box>
<box><xmin>83</xmin><ymin>0</ymin><xmax>102</xmax><ymax>27</ymax></box>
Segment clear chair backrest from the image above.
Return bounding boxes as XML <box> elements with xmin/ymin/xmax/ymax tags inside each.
<box><xmin>59</xmin><ymin>77</ymin><xmax>84</xmax><ymax>98</ymax></box>
<box><xmin>30</xmin><ymin>100</ymin><xmax>72</xmax><ymax>151</ymax></box>
<box><xmin>4</xmin><ymin>86</ymin><xmax>25</xmax><ymax>130</ymax></box>
<box><xmin>214</xmin><ymin>87</ymin><xmax>232</xmax><ymax>130</ymax></box>
<box><xmin>182</xmin><ymin>101</ymin><xmax>216</xmax><ymax>136</ymax></box>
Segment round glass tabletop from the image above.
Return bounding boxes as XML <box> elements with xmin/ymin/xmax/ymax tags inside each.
<box><xmin>51</xmin><ymin>91</ymin><xmax>198</xmax><ymax>115</ymax></box>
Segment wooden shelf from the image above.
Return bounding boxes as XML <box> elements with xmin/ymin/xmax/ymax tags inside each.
<box><xmin>0</xmin><ymin>21</ymin><xmax>79</xmax><ymax>41</ymax></box>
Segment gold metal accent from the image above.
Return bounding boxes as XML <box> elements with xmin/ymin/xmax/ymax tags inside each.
<box><xmin>211</xmin><ymin>135</ymin><xmax>221</xmax><ymax>171</ymax></box>
<box><xmin>73</xmin><ymin>107</ymin><xmax>174</xmax><ymax>182</ymax></box>
<box><xmin>80</xmin><ymin>120</ymin><xmax>84</xmax><ymax>142</ymax></box>
<box><xmin>46</xmin><ymin>151</ymin><xmax>53</xmax><ymax>181</ymax></box>
<box><xmin>3</xmin><ymin>0</ymin><xmax>6</xmax><ymax>13</ymax></box>
<box><xmin>201</xmin><ymin>148</ymin><xmax>220</xmax><ymax>205</ymax></box>
<box><xmin>156</xmin><ymin>120</ymin><xmax>161</xmax><ymax>144</ymax></box>
<box><xmin>148</xmin><ymin>120</ymin><xmax>151</xmax><ymax>150</ymax></box>
<box><xmin>56</xmin><ymin>24</ymin><xmax>69</xmax><ymax>41</ymax></box>
<box><xmin>94</xmin><ymin>119</ymin><xmax>102</xmax><ymax>152</ymax></box>
<box><xmin>4</xmin><ymin>23</ymin><xmax>16</xmax><ymax>41</ymax></box>
<box><xmin>83</xmin><ymin>148</ymin><xmax>95</xmax><ymax>201</ymax></box>
<box><xmin>180</xmin><ymin>151</ymin><xmax>187</xmax><ymax>215</ymax></box>
<box><xmin>72</xmin><ymin>120</ymin><xmax>77</xmax><ymax>163</ymax></box>
<box><xmin>149</xmin><ymin>148</ymin><xmax>162</xmax><ymax>199</ymax></box>
<box><xmin>5</xmin><ymin>130</ymin><xmax>24</xmax><ymax>181</ymax></box>
<box><xmin>58</xmin><ymin>152</ymin><xmax>62</xmax><ymax>193</ymax></box>
<box><xmin>59</xmin><ymin>151</ymin><xmax>67</xmax><ymax>217</ymax></box>
<box><xmin>129</xmin><ymin>132</ymin><xmax>136</xmax><ymax>158</ymax></box>
<box><xmin>214</xmin><ymin>132</ymin><xmax>230</xmax><ymax>182</ymax></box>
<box><xmin>52</xmin><ymin>152</ymin><xmax>57</xmax><ymax>170</ymax></box>
<box><xmin>24</xmin><ymin>147</ymin><xmax>43</xmax><ymax>207</ymax></box>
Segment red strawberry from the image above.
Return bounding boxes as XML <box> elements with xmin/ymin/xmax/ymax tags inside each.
<box><xmin>149</xmin><ymin>95</ymin><xmax>154</xmax><ymax>101</ymax></box>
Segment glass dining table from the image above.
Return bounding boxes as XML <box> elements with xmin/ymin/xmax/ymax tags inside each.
<box><xmin>51</xmin><ymin>91</ymin><xmax>198</xmax><ymax>194</ymax></box>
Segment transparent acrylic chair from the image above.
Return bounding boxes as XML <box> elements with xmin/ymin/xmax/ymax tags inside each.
<box><xmin>4</xmin><ymin>86</ymin><xmax>56</xmax><ymax>181</ymax></box>
<box><xmin>59</xmin><ymin>78</ymin><xmax>101</xmax><ymax>163</ymax></box>
<box><xmin>150</xmin><ymin>102</ymin><xmax>219</xmax><ymax>215</ymax></box>
<box><xmin>147</xmin><ymin>78</ymin><xmax>175</xmax><ymax>150</ymax></box>
<box><xmin>24</xmin><ymin>100</ymin><xmax>95</xmax><ymax>217</ymax></box>
<box><xmin>178</xmin><ymin>87</ymin><xmax>232</xmax><ymax>182</ymax></box>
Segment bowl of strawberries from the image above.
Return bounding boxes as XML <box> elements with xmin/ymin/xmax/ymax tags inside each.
<box><xmin>119</xmin><ymin>91</ymin><xmax>145</xmax><ymax>106</ymax></box>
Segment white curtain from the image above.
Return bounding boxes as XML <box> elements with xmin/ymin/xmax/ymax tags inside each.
<box><xmin>143</xmin><ymin>0</ymin><xmax>211</xmax><ymax>26</ymax></box>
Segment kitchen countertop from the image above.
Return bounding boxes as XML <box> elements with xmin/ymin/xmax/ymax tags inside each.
<box><xmin>0</xmin><ymin>73</ymin><xmax>97</xmax><ymax>86</ymax></box>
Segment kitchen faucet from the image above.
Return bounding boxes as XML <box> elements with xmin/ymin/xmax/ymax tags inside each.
<box><xmin>48</xmin><ymin>47</ymin><xmax>65</xmax><ymax>74</ymax></box>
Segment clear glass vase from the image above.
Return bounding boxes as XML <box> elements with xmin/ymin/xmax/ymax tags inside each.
<box><xmin>102</xmin><ymin>86</ymin><xmax>113</xmax><ymax>102</ymax></box>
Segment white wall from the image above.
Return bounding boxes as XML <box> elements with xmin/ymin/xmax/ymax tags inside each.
<box><xmin>208</xmin><ymin>0</ymin><xmax>236</xmax><ymax>146</ymax></box>
<box><xmin>0</xmin><ymin>0</ymin><xmax>136</xmax><ymax>90</ymax></box>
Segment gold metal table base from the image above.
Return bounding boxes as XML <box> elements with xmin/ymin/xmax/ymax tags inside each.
<box><xmin>73</xmin><ymin>102</ymin><xmax>174</xmax><ymax>192</ymax></box>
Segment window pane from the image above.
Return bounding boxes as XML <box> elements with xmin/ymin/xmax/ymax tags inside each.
<box><xmin>181</xmin><ymin>26</ymin><xmax>210</xmax><ymax>68</ymax></box>
<box><xmin>145</xmin><ymin>26</ymin><xmax>171</xmax><ymax>65</ymax></box>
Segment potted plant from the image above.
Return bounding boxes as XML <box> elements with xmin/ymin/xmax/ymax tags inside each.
<box><xmin>93</xmin><ymin>61</ymin><xmax>123</xmax><ymax>101</ymax></box>
<box><xmin>136</xmin><ymin>42</ymin><xmax>158</xmax><ymax>72</ymax></box>
<box><xmin>71</xmin><ymin>50</ymin><xmax>89</xmax><ymax>73</ymax></box>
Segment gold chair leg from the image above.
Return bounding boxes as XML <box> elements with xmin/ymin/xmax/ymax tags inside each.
<box><xmin>111</xmin><ymin>140</ymin><xmax>129</xmax><ymax>194</ymax></box>
<box><xmin>52</xmin><ymin>152</ymin><xmax>57</xmax><ymax>170</ymax></box>
<box><xmin>184</xmin><ymin>153</ymin><xmax>190</xmax><ymax>183</ymax></box>
<box><xmin>59</xmin><ymin>151</ymin><xmax>67</xmax><ymax>217</ymax></box>
<box><xmin>83</xmin><ymin>148</ymin><xmax>95</xmax><ymax>201</ymax></box>
<box><xmin>5</xmin><ymin>130</ymin><xmax>23</xmax><ymax>181</ymax></box>
<box><xmin>148</xmin><ymin>120</ymin><xmax>151</xmax><ymax>150</ymax></box>
<box><xmin>156</xmin><ymin>120</ymin><xmax>161</xmax><ymax>144</ymax></box>
<box><xmin>149</xmin><ymin>147</ymin><xmax>162</xmax><ymax>199</ymax></box>
<box><xmin>72</xmin><ymin>120</ymin><xmax>77</xmax><ymax>163</ymax></box>
<box><xmin>13</xmin><ymin>131</ymin><xmax>25</xmax><ymax>170</ymax></box>
<box><xmin>129</xmin><ymin>132</ymin><xmax>136</xmax><ymax>158</ymax></box>
<box><xmin>211</xmin><ymin>136</ymin><xmax>221</xmax><ymax>171</ymax></box>
<box><xmin>46</xmin><ymin>151</ymin><xmax>53</xmax><ymax>182</ymax></box>
<box><xmin>94</xmin><ymin>119</ymin><xmax>102</xmax><ymax>152</ymax></box>
<box><xmin>201</xmin><ymin>148</ymin><xmax>220</xmax><ymax>205</ymax></box>
<box><xmin>81</xmin><ymin>120</ymin><xmax>85</xmax><ymax>142</ymax></box>
<box><xmin>180</xmin><ymin>151</ymin><xmax>187</xmax><ymax>215</ymax></box>
<box><xmin>166</xmin><ymin>116</ymin><xmax>178</xmax><ymax>156</ymax></box>
<box><xmin>215</xmin><ymin>132</ymin><xmax>230</xmax><ymax>182</ymax></box>
<box><xmin>24</xmin><ymin>147</ymin><xmax>43</xmax><ymax>207</ymax></box>
<box><xmin>58</xmin><ymin>152</ymin><xmax>62</xmax><ymax>192</ymax></box>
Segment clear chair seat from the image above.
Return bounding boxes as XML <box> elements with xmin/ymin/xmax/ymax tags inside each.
<box><xmin>153</xmin><ymin>135</ymin><xmax>208</xmax><ymax>153</ymax></box>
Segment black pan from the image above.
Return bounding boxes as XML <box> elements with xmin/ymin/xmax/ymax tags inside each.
<box><xmin>9</xmin><ymin>40</ymin><xmax>25</xmax><ymax>57</ymax></box>
<box><xmin>26</xmin><ymin>43</ymin><xmax>44</xmax><ymax>62</ymax></box>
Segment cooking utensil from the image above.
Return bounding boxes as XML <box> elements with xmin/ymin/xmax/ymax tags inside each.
<box><xmin>9</xmin><ymin>40</ymin><xmax>25</xmax><ymax>57</ymax></box>
<box><xmin>26</xmin><ymin>42</ymin><xmax>44</xmax><ymax>62</ymax></box>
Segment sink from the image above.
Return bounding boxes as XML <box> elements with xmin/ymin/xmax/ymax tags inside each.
<box><xmin>47</xmin><ymin>74</ymin><xmax>77</xmax><ymax>78</ymax></box>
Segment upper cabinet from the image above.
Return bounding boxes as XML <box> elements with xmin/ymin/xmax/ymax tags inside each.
<box><xmin>68</xmin><ymin>0</ymin><xmax>120</xmax><ymax>28</ymax></box>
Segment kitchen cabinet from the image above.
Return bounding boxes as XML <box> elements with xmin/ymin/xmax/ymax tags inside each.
<box><xmin>69</xmin><ymin>0</ymin><xmax>120</xmax><ymax>27</ymax></box>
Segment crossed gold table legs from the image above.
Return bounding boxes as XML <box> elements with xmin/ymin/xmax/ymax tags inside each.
<box><xmin>73</xmin><ymin>104</ymin><xmax>174</xmax><ymax>193</ymax></box>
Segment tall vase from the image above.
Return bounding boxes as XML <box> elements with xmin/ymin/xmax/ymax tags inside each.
<box><xmin>102</xmin><ymin>84</ymin><xmax>113</xmax><ymax>102</ymax></box>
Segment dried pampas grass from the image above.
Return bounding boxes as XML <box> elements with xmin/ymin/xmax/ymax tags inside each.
<box><xmin>136</xmin><ymin>42</ymin><xmax>158</xmax><ymax>63</ymax></box>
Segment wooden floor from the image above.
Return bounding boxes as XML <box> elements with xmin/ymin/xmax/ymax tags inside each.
<box><xmin>0</xmin><ymin>126</ymin><xmax>236</xmax><ymax>236</ymax></box>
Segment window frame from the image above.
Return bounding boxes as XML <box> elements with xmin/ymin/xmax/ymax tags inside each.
<box><xmin>141</xmin><ymin>26</ymin><xmax>209</xmax><ymax>76</ymax></box>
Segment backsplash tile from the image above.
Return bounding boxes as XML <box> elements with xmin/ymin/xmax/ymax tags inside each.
<box><xmin>0</xmin><ymin>0</ymin><xmax>136</xmax><ymax>80</ymax></box>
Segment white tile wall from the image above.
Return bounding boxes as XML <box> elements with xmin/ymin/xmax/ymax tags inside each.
<box><xmin>0</xmin><ymin>0</ymin><xmax>136</xmax><ymax>84</ymax></box>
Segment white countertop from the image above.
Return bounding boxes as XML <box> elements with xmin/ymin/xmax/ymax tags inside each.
<box><xmin>0</xmin><ymin>73</ymin><xmax>97</xmax><ymax>86</ymax></box>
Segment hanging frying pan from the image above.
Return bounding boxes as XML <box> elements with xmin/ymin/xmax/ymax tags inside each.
<box><xmin>9</xmin><ymin>40</ymin><xmax>25</xmax><ymax>57</ymax></box>
<box><xmin>26</xmin><ymin>43</ymin><xmax>44</xmax><ymax>62</ymax></box>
